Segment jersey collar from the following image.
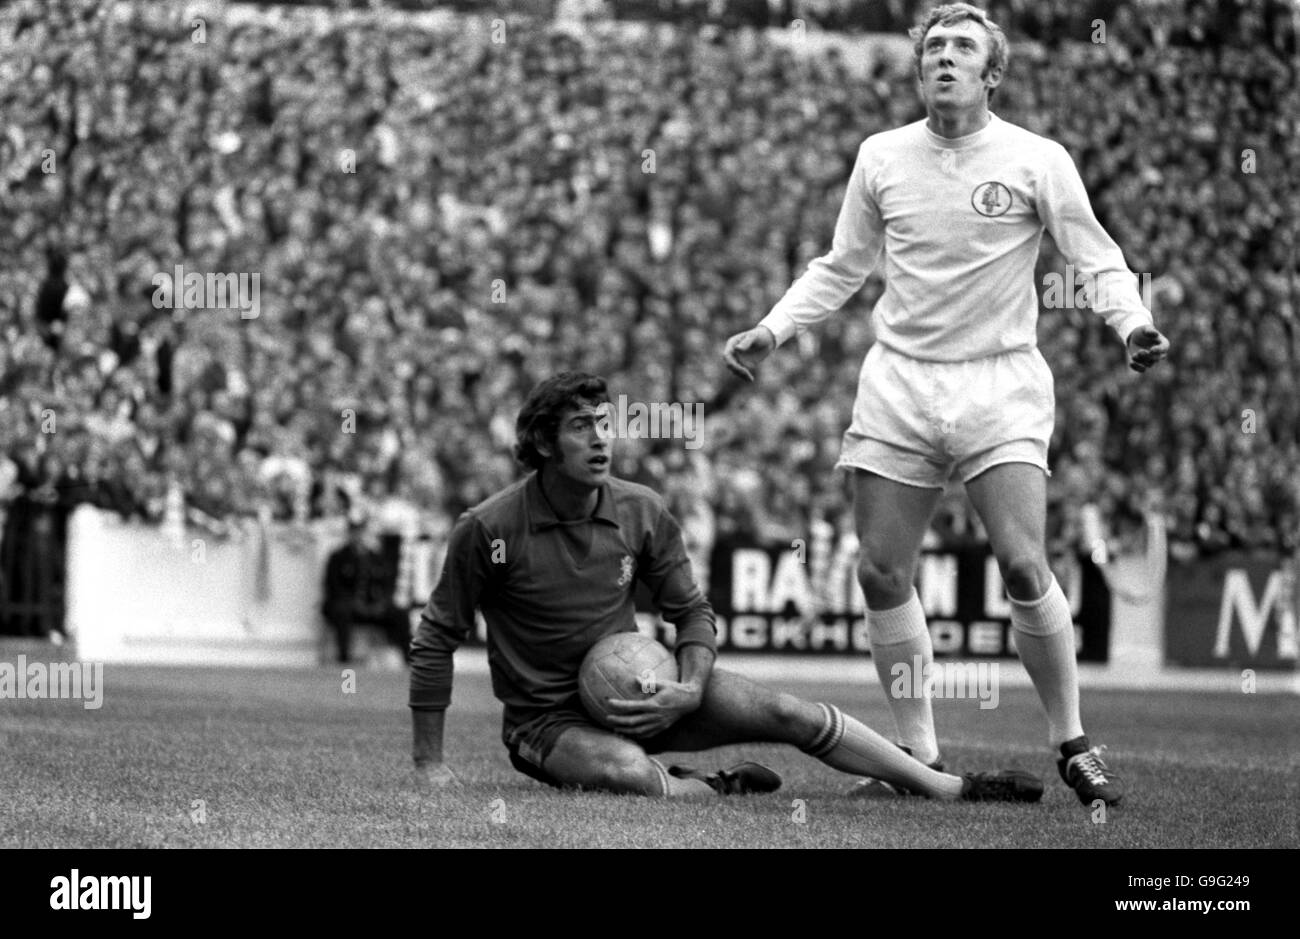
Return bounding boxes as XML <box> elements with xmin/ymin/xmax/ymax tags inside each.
<box><xmin>924</xmin><ymin>111</ymin><xmax>999</xmax><ymax>149</ymax></box>
<box><xmin>525</xmin><ymin>472</ymin><xmax>620</xmax><ymax>531</ymax></box>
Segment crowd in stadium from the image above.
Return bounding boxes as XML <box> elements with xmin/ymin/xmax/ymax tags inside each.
<box><xmin>1</xmin><ymin>0</ymin><xmax>1296</xmax><ymax>567</ymax></box>
<box><xmin>615</xmin><ymin>0</ymin><xmax>1298</xmax><ymax>56</ymax></box>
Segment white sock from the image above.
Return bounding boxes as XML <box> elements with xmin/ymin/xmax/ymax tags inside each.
<box><xmin>804</xmin><ymin>704</ymin><xmax>963</xmax><ymax>799</ymax></box>
<box><xmin>1010</xmin><ymin>575</ymin><xmax>1085</xmax><ymax>748</ymax></box>
<box><xmin>867</xmin><ymin>590</ymin><xmax>939</xmax><ymax>764</ymax></box>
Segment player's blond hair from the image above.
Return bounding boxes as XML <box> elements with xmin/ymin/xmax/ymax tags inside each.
<box><xmin>910</xmin><ymin>3</ymin><xmax>1009</xmax><ymax>102</ymax></box>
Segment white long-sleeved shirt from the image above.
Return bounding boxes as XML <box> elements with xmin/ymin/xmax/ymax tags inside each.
<box><xmin>758</xmin><ymin>113</ymin><xmax>1153</xmax><ymax>361</ymax></box>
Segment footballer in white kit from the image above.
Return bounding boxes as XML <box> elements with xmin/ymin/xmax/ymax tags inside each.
<box><xmin>724</xmin><ymin>2</ymin><xmax>1169</xmax><ymax>806</ymax></box>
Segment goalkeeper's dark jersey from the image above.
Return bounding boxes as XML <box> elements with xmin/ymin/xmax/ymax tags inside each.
<box><xmin>408</xmin><ymin>472</ymin><xmax>716</xmax><ymax>735</ymax></box>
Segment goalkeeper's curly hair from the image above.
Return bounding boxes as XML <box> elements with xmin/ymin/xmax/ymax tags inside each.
<box><xmin>514</xmin><ymin>371</ymin><xmax>611</xmax><ymax>471</ymax></box>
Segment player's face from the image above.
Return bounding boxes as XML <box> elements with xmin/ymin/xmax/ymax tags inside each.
<box><xmin>547</xmin><ymin>402</ymin><xmax>614</xmax><ymax>488</ymax></box>
<box><xmin>918</xmin><ymin>19</ymin><xmax>1000</xmax><ymax>112</ymax></box>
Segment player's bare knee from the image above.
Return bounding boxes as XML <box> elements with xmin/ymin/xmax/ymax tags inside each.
<box><xmin>857</xmin><ymin>555</ymin><xmax>912</xmax><ymax>608</ymax></box>
<box><xmin>596</xmin><ymin>748</ymin><xmax>660</xmax><ymax>795</ymax></box>
<box><xmin>768</xmin><ymin>692</ymin><xmax>822</xmax><ymax>744</ymax></box>
<box><xmin>1000</xmin><ymin>555</ymin><xmax>1050</xmax><ymax>600</ymax></box>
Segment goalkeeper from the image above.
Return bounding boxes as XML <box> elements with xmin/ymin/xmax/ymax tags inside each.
<box><xmin>409</xmin><ymin>371</ymin><xmax>1043</xmax><ymax>803</ymax></box>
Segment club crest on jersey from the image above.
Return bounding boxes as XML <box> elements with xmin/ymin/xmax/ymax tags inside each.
<box><xmin>617</xmin><ymin>555</ymin><xmax>635</xmax><ymax>587</ymax></box>
<box><xmin>971</xmin><ymin>181</ymin><xmax>1012</xmax><ymax>217</ymax></box>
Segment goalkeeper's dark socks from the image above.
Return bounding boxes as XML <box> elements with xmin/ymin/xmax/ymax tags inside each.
<box><xmin>650</xmin><ymin>758</ymin><xmax>714</xmax><ymax>798</ymax></box>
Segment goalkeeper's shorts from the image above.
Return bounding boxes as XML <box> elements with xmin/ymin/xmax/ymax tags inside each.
<box><xmin>836</xmin><ymin>342</ymin><xmax>1054</xmax><ymax>489</ymax></box>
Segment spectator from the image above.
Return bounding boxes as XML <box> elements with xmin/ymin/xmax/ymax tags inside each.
<box><xmin>321</xmin><ymin>508</ymin><xmax>411</xmax><ymax>665</ymax></box>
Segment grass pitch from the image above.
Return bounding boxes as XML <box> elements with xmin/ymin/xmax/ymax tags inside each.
<box><xmin>3</xmin><ymin>661</ymin><xmax>1297</xmax><ymax>849</ymax></box>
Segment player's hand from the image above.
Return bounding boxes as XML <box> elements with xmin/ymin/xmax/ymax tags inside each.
<box><xmin>604</xmin><ymin>680</ymin><xmax>703</xmax><ymax>739</ymax></box>
<box><xmin>414</xmin><ymin>761</ymin><xmax>460</xmax><ymax>790</ymax></box>
<box><xmin>1126</xmin><ymin>324</ymin><xmax>1170</xmax><ymax>373</ymax></box>
<box><xmin>722</xmin><ymin>326</ymin><xmax>776</xmax><ymax>382</ymax></box>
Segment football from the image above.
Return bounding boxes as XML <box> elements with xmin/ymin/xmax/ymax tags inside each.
<box><xmin>578</xmin><ymin>632</ymin><xmax>678</xmax><ymax>729</ymax></box>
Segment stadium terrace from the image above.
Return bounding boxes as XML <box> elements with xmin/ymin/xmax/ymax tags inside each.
<box><xmin>0</xmin><ymin>656</ymin><xmax>103</xmax><ymax>710</ymax></box>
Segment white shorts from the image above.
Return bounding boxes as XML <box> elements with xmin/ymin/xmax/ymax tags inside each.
<box><xmin>835</xmin><ymin>343</ymin><xmax>1055</xmax><ymax>489</ymax></box>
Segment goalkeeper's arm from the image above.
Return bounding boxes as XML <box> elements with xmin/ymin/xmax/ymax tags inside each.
<box><xmin>408</xmin><ymin>513</ymin><xmax>492</xmax><ymax>785</ymax></box>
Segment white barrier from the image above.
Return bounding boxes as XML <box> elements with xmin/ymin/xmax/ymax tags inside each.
<box><xmin>60</xmin><ymin>505</ymin><xmax>1299</xmax><ymax>690</ymax></box>
<box><xmin>66</xmin><ymin>506</ymin><xmax>337</xmax><ymax>666</ymax></box>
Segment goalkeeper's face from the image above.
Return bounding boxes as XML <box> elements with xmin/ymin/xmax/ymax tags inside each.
<box><xmin>547</xmin><ymin>402</ymin><xmax>614</xmax><ymax>489</ymax></box>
